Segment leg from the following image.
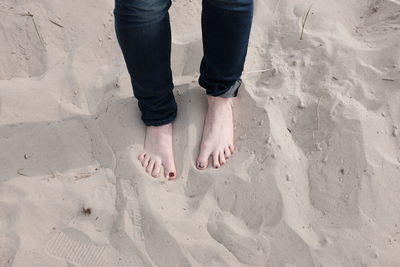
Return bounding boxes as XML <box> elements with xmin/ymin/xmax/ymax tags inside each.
<box><xmin>114</xmin><ymin>0</ymin><xmax>176</xmax><ymax>126</ymax></box>
<box><xmin>114</xmin><ymin>0</ymin><xmax>177</xmax><ymax>179</ymax></box>
<box><xmin>197</xmin><ymin>0</ymin><xmax>253</xmax><ymax>169</ymax></box>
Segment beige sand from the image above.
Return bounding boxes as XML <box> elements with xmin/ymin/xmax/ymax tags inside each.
<box><xmin>1</xmin><ymin>0</ymin><xmax>400</xmax><ymax>266</ymax></box>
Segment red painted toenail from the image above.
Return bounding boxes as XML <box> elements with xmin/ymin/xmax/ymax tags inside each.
<box><xmin>169</xmin><ymin>172</ymin><xmax>174</xmax><ymax>178</ymax></box>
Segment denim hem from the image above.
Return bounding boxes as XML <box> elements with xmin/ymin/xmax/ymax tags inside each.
<box><xmin>199</xmin><ymin>78</ymin><xmax>242</xmax><ymax>98</ymax></box>
<box><xmin>218</xmin><ymin>79</ymin><xmax>241</xmax><ymax>98</ymax></box>
<box><xmin>143</xmin><ymin>115</ymin><xmax>176</xmax><ymax>127</ymax></box>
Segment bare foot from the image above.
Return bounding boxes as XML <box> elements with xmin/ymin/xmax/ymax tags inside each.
<box><xmin>138</xmin><ymin>123</ymin><xmax>177</xmax><ymax>179</ymax></box>
<box><xmin>197</xmin><ymin>95</ymin><xmax>235</xmax><ymax>169</ymax></box>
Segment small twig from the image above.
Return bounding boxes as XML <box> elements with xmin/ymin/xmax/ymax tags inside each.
<box><xmin>74</xmin><ymin>172</ymin><xmax>93</xmax><ymax>180</ymax></box>
<box><xmin>300</xmin><ymin>6</ymin><xmax>312</xmax><ymax>40</ymax></box>
<box><xmin>17</xmin><ymin>169</ymin><xmax>28</xmax><ymax>176</ymax></box>
<box><xmin>1</xmin><ymin>9</ymin><xmax>46</xmax><ymax>48</ymax></box>
<box><xmin>382</xmin><ymin>78</ymin><xmax>395</xmax><ymax>82</ymax></box>
<box><xmin>18</xmin><ymin>11</ymin><xmax>46</xmax><ymax>48</ymax></box>
<box><xmin>26</xmin><ymin>12</ymin><xmax>45</xmax><ymax>48</ymax></box>
<box><xmin>49</xmin><ymin>19</ymin><xmax>64</xmax><ymax>28</ymax></box>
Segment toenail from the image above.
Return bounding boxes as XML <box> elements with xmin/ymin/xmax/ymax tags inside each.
<box><xmin>198</xmin><ymin>162</ymin><xmax>204</xmax><ymax>168</ymax></box>
<box><xmin>169</xmin><ymin>172</ymin><xmax>175</xmax><ymax>178</ymax></box>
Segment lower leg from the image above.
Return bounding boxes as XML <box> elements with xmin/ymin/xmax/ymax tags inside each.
<box><xmin>197</xmin><ymin>0</ymin><xmax>253</xmax><ymax>169</ymax></box>
<box><xmin>114</xmin><ymin>0</ymin><xmax>177</xmax><ymax>179</ymax></box>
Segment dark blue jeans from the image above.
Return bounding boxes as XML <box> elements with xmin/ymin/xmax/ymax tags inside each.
<box><xmin>114</xmin><ymin>0</ymin><xmax>253</xmax><ymax>126</ymax></box>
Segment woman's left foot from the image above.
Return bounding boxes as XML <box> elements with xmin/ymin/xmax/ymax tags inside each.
<box><xmin>138</xmin><ymin>123</ymin><xmax>177</xmax><ymax>180</ymax></box>
<box><xmin>197</xmin><ymin>95</ymin><xmax>235</xmax><ymax>169</ymax></box>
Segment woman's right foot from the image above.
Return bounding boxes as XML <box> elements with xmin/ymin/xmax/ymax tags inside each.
<box><xmin>196</xmin><ymin>95</ymin><xmax>235</xmax><ymax>170</ymax></box>
<box><xmin>138</xmin><ymin>123</ymin><xmax>177</xmax><ymax>180</ymax></box>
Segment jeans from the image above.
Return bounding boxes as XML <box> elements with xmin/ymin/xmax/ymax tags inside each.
<box><xmin>114</xmin><ymin>0</ymin><xmax>253</xmax><ymax>126</ymax></box>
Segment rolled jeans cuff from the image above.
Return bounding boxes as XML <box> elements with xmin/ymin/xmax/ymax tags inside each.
<box><xmin>199</xmin><ymin>78</ymin><xmax>242</xmax><ymax>98</ymax></box>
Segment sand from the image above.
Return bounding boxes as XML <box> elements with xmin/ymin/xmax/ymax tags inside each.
<box><xmin>1</xmin><ymin>0</ymin><xmax>400</xmax><ymax>266</ymax></box>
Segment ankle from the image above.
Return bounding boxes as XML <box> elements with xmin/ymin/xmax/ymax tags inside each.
<box><xmin>207</xmin><ymin>95</ymin><xmax>231</xmax><ymax>107</ymax></box>
<box><xmin>146</xmin><ymin>123</ymin><xmax>172</xmax><ymax>136</ymax></box>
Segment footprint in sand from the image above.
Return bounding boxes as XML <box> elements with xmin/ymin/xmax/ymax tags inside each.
<box><xmin>46</xmin><ymin>231</ymin><xmax>115</xmax><ymax>267</ymax></box>
<box><xmin>0</xmin><ymin>203</ymin><xmax>19</xmax><ymax>267</ymax></box>
<box><xmin>207</xmin><ymin>211</ymin><xmax>270</xmax><ymax>266</ymax></box>
<box><xmin>0</xmin><ymin>233</ymin><xmax>19</xmax><ymax>267</ymax></box>
<box><xmin>45</xmin><ymin>230</ymin><xmax>138</xmax><ymax>267</ymax></box>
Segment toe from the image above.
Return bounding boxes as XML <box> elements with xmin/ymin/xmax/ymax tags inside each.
<box><xmin>152</xmin><ymin>160</ymin><xmax>162</xmax><ymax>178</ymax></box>
<box><xmin>146</xmin><ymin>159</ymin><xmax>155</xmax><ymax>173</ymax></box>
<box><xmin>212</xmin><ymin>151</ymin><xmax>220</xmax><ymax>169</ymax></box>
<box><xmin>224</xmin><ymin>147</ymin><xmax>231</xmax><ymax>159</ymax></box>
<box><xmin>163</xmin><ymin>160</ymin><xmax>177</xmax><ymax>180</ymax></box>
<box><xmin>138</xmin><ymin>152</ymin><xmax>146</xmax><ymax>161</ymax></box>
<box><xmin>219</xmin><ymin>151</ymin><xmax>226</xmax><ymax>166</ymax></box>
<box><xmin>229</xmin><ymin>144</ymin><xmax>235</xmax><ymax>154</ymax></box>
<box><xmin>141</xmin><ymin>154</ymin><xmax>151</xmax><ymax>168</ymax></box>
<box><xmin>197</xmin><ymin>147</ymin><xmax>210</xmax><ymax>170</ymax></box>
